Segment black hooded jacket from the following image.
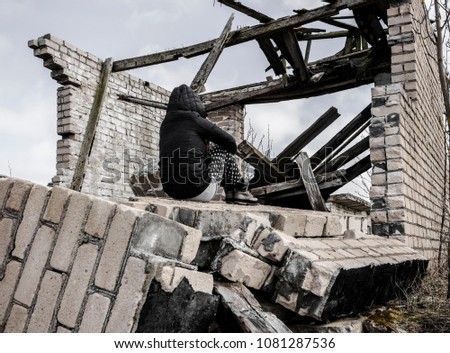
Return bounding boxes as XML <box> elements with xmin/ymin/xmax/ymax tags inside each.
<box><xmin>159</xmin><ymin>84</ymin><xmax>237</xmax><ymax>199</ymax></box>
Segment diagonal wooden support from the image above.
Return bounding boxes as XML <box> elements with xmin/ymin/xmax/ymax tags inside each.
<box><xmin>238</xmin><ymin>140</ymin><xmax>284</xmax><ymax>184</ymax></box>
<box><xmin>70</xmin><ymin>57</ymin><xmax>113</xmax><ymax>192</ymax></box>
<box><xmin>272</xmin><ymin>107</ymin><xmax>340</xmax><ymax>171</ymax></box>
<box><xmin>275</xmin><ymin>29</ymin><xmax>309</xmax><ymax>81</ymax></box>
<box><xmin>310</xmin><ymin>103</ymin><xmax>371</xmax><ymax>168</ymax></box>
<box><xmin>295</xmin><ymin>151</ymin><xmax>327</xmax><ymax>211</ymax></box>
<box><xmin>191</xmin><ymin>14</ymin><xmax>234</xmax><ymax>93</ymax></box>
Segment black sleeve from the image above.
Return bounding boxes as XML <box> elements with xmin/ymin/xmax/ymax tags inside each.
<box><xmin>192</xmin><ymin>114</ymin><xmax>237</xmax><ymax>154</ymax></box>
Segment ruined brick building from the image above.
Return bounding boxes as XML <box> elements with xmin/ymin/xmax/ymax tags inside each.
<box><xmin>0</xmin><ymin>0</ymin><xmax>448</xmax><ymax>333</ymax></box>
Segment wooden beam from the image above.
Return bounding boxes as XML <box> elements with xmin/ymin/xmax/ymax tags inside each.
<box><xmin>272</xmin><ymin>107</ymin><xmax>340</xmax><ymax>171</ymax></box>
<box><xmin>275</xmin><ymin>30</ymin><xmax>309</xmax><ymax>81</ymax></box>
<box><xmin>238</xmin><ymin>140</ymin><xmax>285</xmax><ymax>183</ymax></box>
<box><xmin>71</xmin><ymin>58</ymin><xmax>113</xmax><ymax>191</ymax></box>
<box><xmin>250</xmin><ymin>169</ymin><xmax>346</xmax><ymax>197</ymax></box>
<box><xmin>320</xmin><ymin>155</ymin><xmax>371</xmax><ymax>200</ymax></box>
<box><xmin>320</xmin><ymin>18</ymin><xmax>359</xmax><ymax>31</ymax></box>
<box><xmin>191</xmin><ymin>14</ymin><xmax>234</xmax><ymax>93</ymax></box>
<box><xmin>266</xmin><ymin>178</ymin><xmax>343</xmax><ymax>201</ymax></box>
<box><xmin>313</xmin><ymin>116</ymin><xmax>370</xmax><ymax>172</ymax></box>
<box><xmin>218</xmin><ymin>0</ymin><xmax>272</xmax><ymax>23</ymax></box>
<box><xmin>310</xmin><ymin>103</ymin><xmax>371</xmax><ymax>167</ymax></box>
<box><xmin>316</xmin><ymin>135</ymin><xmax>369</xmax><ymax>174</ymax></box>
<box><xmin>214</xmin><ymin>282</ymin><xmax>292</xmax><ymax>333</ymax></box>
<box><xmin>201</xmin><ymin>46</ymin><xmax>388</xmax><ymax>108</ymax></box>
<box><xmin>118</xmin><ymin>95</ymin><xmax>168</xmax><ymax>110</ymax></box>
<box><xmin>257</xmin><ymin>37</ymin><xmax>286</xmax><ymax>75</ymax></box>
<box><xmin>296</xmin><ymin>152</ymin><xmax>328</xmax><ymax>211</ymax></box>
<box><xmin>112</xmin><ymin>0</ymin><xmax>356</xmax><ymax>72</ymax></box>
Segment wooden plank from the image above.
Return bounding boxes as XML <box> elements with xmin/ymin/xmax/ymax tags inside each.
<box><xmin>310</xmin><ymin>103</ymin><xmax>371</xmax><ymax>168</ymax></box>
<box><xmin>111</xmin><ymin>0</ymin><xmax>354</xmax><ymax>72</ymax></box>
<box><xmin>191</xmin><ymin>14</ymin><xmax>234</xmax><ymax>93</ymax></box>
<box><xmin>275</xmin><ymin>29</ymin><xmax>309</xmax><ymax>81</ymax></box>
<box><xmin>218</xmin><ymin>0</ymin><xmax>272</xmax><ymax>23</ymax></box>
<box><xmin>321</xmin><ymin>18</ymin><xmax>359</xmax><ymax>31</ymax></box>
<box><xmin>320</xmin><ymin>155</ymin><xmax>371</xmax><ymax>200</ymax></box>
<box><xmin>238</xmin><ymin>140</ymin><xmax>284</xmax><ymax>183</ymax></box>
<box><xmin>266</xmin><ymin>179</ymin><xmax>343</xmax><ymax>201</ymax></box>
<box><xmin>250</xmin><ymin>169</ymin><xmax>346</xmax><ymax>197</ymax></box>
<box><xmin>313</xmin><ymin>117</ymin><xmax>370</xmax><ymax>172</ymax></box>
<box><xmin>272</xmin><ymin>107</ymin><xmax>340</xmax><ymax>171</ymax></box>
<box><xmin>296</xmin><ymin>152</ymin><xmax>328</xmax><ymax>211</ymax></box>
<box><xmin>257</xmin><ymin>37</ymin><xmax>286</xmax><ymax>75</ymax></box>
<box><xmin>118</xmin><ymin>95</ymin><xmax>168</xmax><ymax>110</ymax></box>
<box><xmin>316</xmin><ymin>135</ymin><xmax>369</xmax><ymax>174</ymax></box>
<box><xmin>214</xmin><ymin>281</ymin><xmax>292</xmax><ymax>333</ymax></box>
<box><xmin>201</xmin><ymin>47</ymin><xmax>388</xmax><ymax>109</ymax></box>
<box><xmin>70</xmin><ymin>58</ymin><xmax>113</xmax><ymax>192</ymax></box>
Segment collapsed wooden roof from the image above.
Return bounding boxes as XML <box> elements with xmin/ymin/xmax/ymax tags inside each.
<box><xmin>117</xmin><ymin>0</ymin><xmax>390</xmax><ymax>110</ymax></box>
<box><xmin>122</xmin><ymin>0</ymin><xmax>391</xmax><ymax>209</ymax></box>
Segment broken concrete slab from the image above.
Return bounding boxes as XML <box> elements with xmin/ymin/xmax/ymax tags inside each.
<box><xmin>127</xmin><ymin>197</ymin><xmax>370</xmax><ymax>240</ymax></box>
<box><xmin>136</xmin><ymin>277</ymin><xmax>219</xmax><ymax>333</ymax></box>
<box><xmin>134</xmin><ymin>256</ymin><xmax>217</xmax><ymax>333</ymax></box>
<box><xmin>131</xmin><ymin>213</ymin><xmax>202</xmax><ymax>264</ymax></box>
<box><xmin>211</xmin><ymin>238</ymin><xmax>275</xmax><ymax>290</ymax></box>
<box><xmin>273</xmin><ymin>237</ymin><xmax>428</xmax><ymax>322</ymax></box>
<box><xmin>147</xmin><ymin>256</ymin><xmax>213</xmax><ymax>294</ymax></box>
<box><xmin>214</xmin><ymin>281</ymin><xmax>291</xmax><ymax>333</ymax></box>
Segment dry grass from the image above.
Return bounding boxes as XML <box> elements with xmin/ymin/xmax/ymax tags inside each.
<box><xmin>391</xmin><ymin>267</ymin><xmax>450</xmax><ymax>332</ymax></box>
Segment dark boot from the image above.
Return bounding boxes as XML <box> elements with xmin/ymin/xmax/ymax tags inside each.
<box><xmin>225</xmin><ymin>180</ymin><xmax>258</xmax><ymax>205</ymax></box>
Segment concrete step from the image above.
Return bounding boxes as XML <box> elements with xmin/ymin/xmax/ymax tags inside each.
<box><xmin>124</xmin><ymin>197</ymin><xmax>428</xmax><ymax>323</ymax></box>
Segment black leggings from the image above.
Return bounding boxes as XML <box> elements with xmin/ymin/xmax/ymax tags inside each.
<box><xmin>207</xmin><ymin>144</ymin><xmax>241</xmax><ymax>190</ymax></box>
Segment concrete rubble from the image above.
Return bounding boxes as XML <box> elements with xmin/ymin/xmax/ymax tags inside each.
<box><xmin>0</xmin><ymin>177</ymin><xmax>429</xmax><ymax>333</ymax></box>
<box><xmin>125</xmin><ymin>197</ymin><xmax>428</xmax><ymax>330</ymax></box>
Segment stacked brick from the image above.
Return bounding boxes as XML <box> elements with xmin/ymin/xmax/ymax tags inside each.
<box><xmin>207</xmin><ymin>104</ymin><xmax>245</xmax><ymax>146</ymax></box>
<box><xmin>370</xmin><ymin>0</ymin><xmax>448</xmax><ymax>262</ymax></box>
<box><xmin>0</xmin><ymin>177</ymin><xmax>207</xmax><ymax>333</ymax></box>
<box><xmin>29</xmin><ymin>34</ymin><xmax>170</xmax><ymax>200</ymax></box>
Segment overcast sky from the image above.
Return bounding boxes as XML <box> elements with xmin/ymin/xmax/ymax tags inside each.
<box><xmin>0</xmin><ymin>0</ymin><xmax>372</xmax><ymax>195</ymax></box>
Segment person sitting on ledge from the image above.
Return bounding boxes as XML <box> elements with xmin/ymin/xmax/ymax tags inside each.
<box><xmin>159</xmin><ymin>84</ymin><xmax>257</xmax><ymax>204</ymax></box>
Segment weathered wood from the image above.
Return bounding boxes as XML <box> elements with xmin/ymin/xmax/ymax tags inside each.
<box><xmin>313</xmin><ymin>117</ymin><xmax>370</xmax><ymax>172</ymax></box>
<box><xmin>191</xmin><ymin>14</ymin><xmax>234</xmax><ymax>93</ymax></box>
<box><xmin>201</xmin><ymin>47</ymin><xmax>388</xmax><ymax>109</ymax></box>
<box><xmin>118</xmin><ymin>95</ymin><xmax>168</xmax><ymax>110</ymax></box>
<box><xmin>218</xmin><ymin>1</ymin><xmax>308</xmax><ymax>80</ymax></box>
<box><xmin>214</xmin><ymin>281</ymin><xmax>292</xmax><ymax>333</ymax></box>
<box><xmin>71</xmin><ymin>58</ymin><xmax>113</xmax><ymax>192</ymax></box>
<box><xmin>320</xmin><ymin>155</ymin><xmax>371</xmax><ymax>200</ymax></box>
<box><xmin>321</xmin><ymin>18</ymin><xmax>359</xmax><ymax>31</ymax></box>
<box><xmin>112</xmin><ymin>0</ymin><xmax>360</xmax><ymax>72</ymax></box>
<box><xmin>218</xmin><ymin>0</ymin><xmax>272</xmax><ymax>23</ymax></box>
<box><xmin>310</xmin><ymin>103</ymin><xmax>371</xmax><ymax>168</ymax></box>
<box><xmin>250</xmin><ymin>169</ymin><xmax>346</xmax><ymax>197</ymax></box>
<box><xmin>276</xmin><ymin>30</ymin><xmax>309</xmax><ymax>81</ymax></box>
<box><xmin>316</xmin><ymin>135</ymin><xmax>369</xmax><ymax>174</ymax></box>
<box><xmin>257</xmin><ymin>37</ymin><xmax>286</xmax><ymax>75</ymax></box>
<box><xmin>305</xmin><ymin>39</ymin><xmax>312</xmax><ymax>63</ymax></box>
<box><xmin>267</xmin><ymin>179</ymin><xmax>343</xmax><ymax>201</ymax></box>
<box><xmin>272</xmin><ymin>107</ymin><xmax>340</xmax><ymax>170</ymax></box>
<box><xmin>238</xmin><ymin>140</ymin><xmax>284</xmax><ymax>183</ymax></box>
<box><xmin>296</xmin><ymin>152</ymin><xmax>328</xmax><ymax>211</ymax></box>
